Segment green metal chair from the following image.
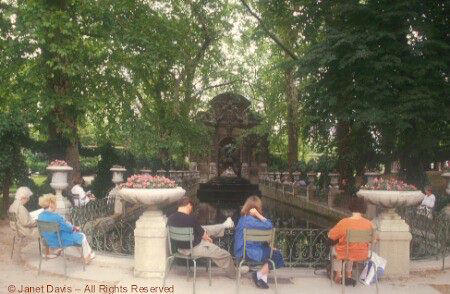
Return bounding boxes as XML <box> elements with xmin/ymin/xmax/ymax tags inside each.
<box><xmin>236</xmin><ymin>228</ymin><xmax>278</xmax><ymax>294</ymax></box>
<box><xmin>163</xmin><ymin>226</ymin><xmax>212</xmax><ymax>294</ymax></box>
<box><xmin>330</xmin><ymin>228</ymin><xmax>379</xmax><ymax>294</ymax></box>
<box><xmin>8</xmin><ymin>212</ymin><xmax>23</xmax><ymax>259</ymax></box>
<box><xmin>37</xmin><ymin>220</ymin><xmax>85</xmax><ymax>278</ymax></box>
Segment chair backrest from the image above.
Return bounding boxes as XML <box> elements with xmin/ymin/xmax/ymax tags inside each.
<box><xmin>8</xmin><ymin>211</ymin><xmax>17</xmax><ymax>223</ymax></box>
<box><xmin>167</xmin><ymin>226</ymin><xmax>194</xmax><ymax>255</ymax></box>
<box><xmin>243</xmin><ymin>228</ymin><xmax>276</xmax><ymax>260</ymax></box>
<box><xmin>37</xmin><ymin>220</ymin><xmax>63</xmax><ymax>247</ymax></box>
<box><xmin>8</xmin><ymin>212</ymin><xmax>20</xmax><ymax>234</ymax></box>
<box><xmin>345</xmin><ymin>228</ymin><xmax>373</xmax><ymax>261</ymax></box>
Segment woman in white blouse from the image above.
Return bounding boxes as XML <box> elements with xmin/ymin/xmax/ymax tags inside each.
<box><xmin>419</xmin><ymin>185</ymin><xmax>436</xmax><ymax>218</ymax></box>
<box><xmin>71</xmin><ymin>178</ymin><xmax>95</xmax><ymax>207</ymax></box>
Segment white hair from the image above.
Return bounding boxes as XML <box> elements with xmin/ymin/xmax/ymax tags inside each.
<box><xmin>15</xmin><ymin>186</ymin><xmax>33</xmax><ymax>201</ymax></box>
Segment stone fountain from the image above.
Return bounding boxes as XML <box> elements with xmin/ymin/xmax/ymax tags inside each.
<box><xmin>118</xmin><ymin>180</ymin><xmax>185</xmax><ymax>279</ymax></box>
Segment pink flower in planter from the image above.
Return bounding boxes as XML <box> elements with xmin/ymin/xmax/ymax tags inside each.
<box><xmin>49</xmin><ymin>160</ymin><xmax>68</xmax><ymax>167</ymax></box>
<box><xmin>120</xmin><ymin>173</ymin><xmax>176</xmax><ymax>189</ymax></box>
<box><xmin>362</xmin><ymin>177</ymin><xmax>417</xmax><ymax>191</ymax></box>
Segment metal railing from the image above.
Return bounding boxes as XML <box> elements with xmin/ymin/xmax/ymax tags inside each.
<box><xmin>399</xmin><ymin>206</ymin><xmax>449</xmax><ymax>267</ymax></box>
<box><xmin>216</xmin><ymin>228</ymin><xmax>330</xmax><ymax>268</ymax></box>
<box><xmin>70</xmin><ymin>197</ymin><xmax>115</xmax><ymax>227</ymax></box>
<box><xmin>68</xmin><ymin>183</ymin><xmax>449</xmax><ymax>268</ymax></box>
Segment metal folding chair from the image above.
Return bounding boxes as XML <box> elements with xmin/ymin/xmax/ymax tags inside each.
<box><xmin>236</xmin><ymin>228</ymin><xmax>278</xmax><ymax>294</ymax></box>
<box><xmin>37</xmin><ymin>220</ymin><xmax>85</xmax><ymax>278</ymax></box>
<box><xmin>330</xmin><ymin>228</ymin><xmax>379</xmax><ymax>294</ymax></box>
<box><xmin>8</xmin><ymin>212</ymin><xmax>22</xmax><ymax>259</ymax></box>
<box><xmin>163</xmin><ymin>226</ymin><xmax>212</xmax><ymax>294</ymax></box>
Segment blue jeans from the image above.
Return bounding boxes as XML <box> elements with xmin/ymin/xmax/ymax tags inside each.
<box><xmin>247</xmin><ymin>246</ymin><xmax>285</xmax><ymax>269</ymax></box>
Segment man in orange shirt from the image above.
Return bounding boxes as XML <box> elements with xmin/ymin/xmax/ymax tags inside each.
<box><xmin>328</xmin><ymin>197</ymin><xmax>373</xmax><ymax>284</ymax></box>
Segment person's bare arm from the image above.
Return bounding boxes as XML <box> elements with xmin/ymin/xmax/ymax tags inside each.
<box><xmin>202</xmin><ymin>231</ymin><xmax>213</xmax><ymax>243</ymax></box>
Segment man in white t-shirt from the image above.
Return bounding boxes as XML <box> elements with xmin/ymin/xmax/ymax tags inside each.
<box><xmin>71</xmin><ymin>179</ymin><xmax>95</xmax><ymax>207</ymax></box>
<box><xmin>419</xmin><ymin>185</ymin><xmax>436</xmax><ymax>218</ymax></box>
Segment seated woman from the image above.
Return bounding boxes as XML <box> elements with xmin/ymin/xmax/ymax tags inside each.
<box><xmin>37</xmin><ymin>194</ymin><xmax>96</xmax><ymax>263</ymax></box>
<box><xmin>71</xmin><ymin>178</ymin><xmax>95</xmax><ymax>207</ymax></box>
<box><xmin>8</xmin><ymin>186</ymin><xmax>39</xmax><ymax>239</ymax></box>
<box><xmin>418</xmin><ymin>185</ymin><xmax>435</xmax><ymax>218</ymax></box>
<box><xmin>234</xmin><ymin>195</ymin><xmax>285</xmax><ymax>289</ymax></box>
<box><xmin>328</xmin><ymin>197</ymin><xmax>373</xmax><ymax>284</ymax></box>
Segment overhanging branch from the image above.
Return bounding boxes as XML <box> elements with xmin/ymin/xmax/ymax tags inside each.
<box><xmin>240</xmin><ymin>0</ymin><xmax>298</xmax><ymax>60</ymax></box>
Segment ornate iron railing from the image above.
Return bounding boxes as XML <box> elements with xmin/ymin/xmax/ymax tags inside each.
<box><xmin>85</xmin><ymin>207</ymin><xmax>146</xmax><ymax>255</ymax></box>
<box><xmin>399</xmin><ymin>206</ymin><xmax>449</xmax><ymax>265</ymax></box>
<box><xmin>70</xmin><ymin>197</ymin><xmax>115</xmax><ymax>227</ymax></box>
<box><xmin>215</xmin><ymin>228</ymin><xmax>330</xmax><ymax>268</ymax></box>
<box><xmin>68</xmin><ymin>186</ymin><xmax>449</xmax><ymax>268</ymax></box>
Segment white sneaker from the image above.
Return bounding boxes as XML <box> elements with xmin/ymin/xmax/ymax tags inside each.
<box><xmin>223</xmin><ymin>217</ymin><xmax>234</xmax><ymax>228</ymax></box>
<box><xmin>239</xmin><ymin>266</ymin><xmax>250</xmax><ymax>274</ymax></box>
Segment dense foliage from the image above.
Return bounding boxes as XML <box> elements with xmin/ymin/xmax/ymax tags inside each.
<box><xmin>0</xmin><ymin>0</ymin><xmax>448</xmax><ymax>214</ymax></box>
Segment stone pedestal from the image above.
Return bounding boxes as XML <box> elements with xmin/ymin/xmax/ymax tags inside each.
<box><xmin>374</xmin><ymin>210</ymin><xmax>412</xmax><ymax>277</ymax></box>
<box><xmin>134</xmin><ymin>208</ymin><xmax>168</xmax><ymax>279</ymax></box>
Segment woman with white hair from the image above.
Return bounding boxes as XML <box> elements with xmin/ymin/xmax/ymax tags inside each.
<box><xmin>8</xmin><ymin>186</ymin><xmax>39</xmax><ymax>239</ymax></box>
<box><xmin>38</xmin><ymin>194</ymin><xmax>96</xmax><ymax>263</ymax></box>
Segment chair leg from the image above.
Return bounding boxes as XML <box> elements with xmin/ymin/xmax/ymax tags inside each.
<box><xmin>192</xmin><ymin>259</ymin><xmax>197</xmax><ymax>294</ymax></box>
<box><xmin>269</xmin><ymin>259</ymin><xmax>278</xmax><ymax>294</ymax></box>
<box><xmin>186</xmin><ymin>259</ymin><xmax>190</xmax><ymax>281</ymax></box>
<box><xmin>330</xmin><ymin>254</ymin><xmax>333</xmax><ymax>287</ymax></box>
<box><xmin>11</xmin><ymin>236</ymin><xmax>16</xmax><ymax>259</ymax></box>
<box><xmin>80</xmin><ymin>247</ymin><xmax>85</xmax><ymax>271</ymax></box>
<box><xmin>38</xmin><ymin>240</ymin><xmax>42</xmax><ymax>276</ymax></box>
<box><xmin>208</xmin><ymin>258</ymin><xmax>212</xmax><ymax>286</ymax></box>
<box><xmin>341</xmin><ymin>261</ymin><xmax>345</xmax><ymax>294</ymax></box>
<box><xmin>236</xmin><ymin>260</ymin><xmax>245</xmax><ymax>294</ymax></box>
<box><xmin>374</xmin><ymin>264</ymin><xmax>379</xmax><ymax>294</ymax></box>
<box><xmin>63</xmin><ymin>249</ymin><xmax>67</xmax><ymax>279</ymax></box>
<box><xmin>163</xmin><ymin>256</ymin><xmax>174</xmax><ymax>287</ymax></box>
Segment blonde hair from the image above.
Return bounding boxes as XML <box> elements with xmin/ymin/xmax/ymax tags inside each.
<box><xmin>15</xmin><ymin>186</ymin><xmax>33</xmax><ymax>201</ymax></box>
<box><xmin>39</xmin><ymin>194</ymin><xmax>57</xmax><ymax>208</ymax></box>
<box><xmin>240</xmin><ymin>195</ymin><xmax>263</xmax><ymax>216</ymax></box>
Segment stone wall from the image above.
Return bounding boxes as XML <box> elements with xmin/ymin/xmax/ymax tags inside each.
<box><xmin>260</xmin><ymin>181</ymin><xmax>349</xmax><ymax>221</ymax></box>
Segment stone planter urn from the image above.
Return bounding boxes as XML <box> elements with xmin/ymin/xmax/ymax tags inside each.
<box><xmin>357</xmin><ymin>189</ymin><xmax>424</xmax><ymax>277</ymax></box>
<box><xmin>365</xmin><ymin>171</ymin><xmax>381</xmax><ymax>185</ymax></box>
<box><xmin>442</xmin><ymin>172</ymin><xmax>450</xmax><ymax>195</ymax></box>
<box><xmin>111</xmin><ymin>167</ymin><xmax>127</xmax><ymax>186</ymax></box>
<box><xmin>328</xmin><ymin>172</ymin><xmax>340</xmax><ymax>189</ymax></box>
<box><xmin>47</xmin><ymin>165</ymin><xmax>73</xmax><ymax>219</ymax></box>
<box><xmin>118</xmin><ymin>186</ymin><xmax>185</xmax><ymax>279</ymax></box>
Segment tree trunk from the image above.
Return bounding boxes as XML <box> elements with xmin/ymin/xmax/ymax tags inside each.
<box><xmin>336</xmin><ymin>119</ymin><xmax>354</xmax><ymax>193</ymax></box>
<box><xmin>285</xmin><ymin>60</ymin><xmax>299</xmax><ymax>180</ymax></box>
<box><xmin>2</xmin><ymin>169</ymin><xmax>11</xmax><ymax>217</ymax></box>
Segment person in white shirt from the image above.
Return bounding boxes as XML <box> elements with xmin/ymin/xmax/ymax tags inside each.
<box><xmin>71</xmin><ymin>179</ymin><xmax>95</xmax><ymax>207</ymax></box>
<box><xmin>419</xmin><ymin>185</ymin><xmax>435</xmax><ymax>218</ymax></box>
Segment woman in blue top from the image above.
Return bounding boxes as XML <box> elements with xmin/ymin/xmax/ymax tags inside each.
<box><xmin>234</xmin><ymin>195</ymin><xmax>284</xmax><ymax>289</ymax></box>
<box><xmin>37</xmin><ymin>194</ymin><xmax>95</xmax><ymax>263</ymax></box>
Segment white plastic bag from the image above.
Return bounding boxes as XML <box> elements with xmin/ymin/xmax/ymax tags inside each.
<box><xmin>360</xmin><ymin>252</ymin><xmax>387</xmax><ymax>285</ymax></box>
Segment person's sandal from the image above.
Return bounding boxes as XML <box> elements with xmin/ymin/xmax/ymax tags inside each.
<box><xmin>345</xmin><ymin>277</ymin><xmax>356</xmax><ymax>287</ymax></box>
<box><xmin>43</xmin><ymin>248</ymin><xmax>62</xmax><ymax>259</ymax></box>
<box><xmin>84</xmin><ymin>252</ymin><xmax>96</xmax><ymax>264</ymax></box>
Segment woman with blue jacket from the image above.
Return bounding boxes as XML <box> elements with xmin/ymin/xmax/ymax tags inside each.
<box><xmin>234</xmin><ymin>195</ymin><xmax>284</xmax><ymax>289</ymax></box>
<box><xmin>37</xmin><ymin>194</ymin><xmax>95</xmax><ymax>263</ymax></box>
